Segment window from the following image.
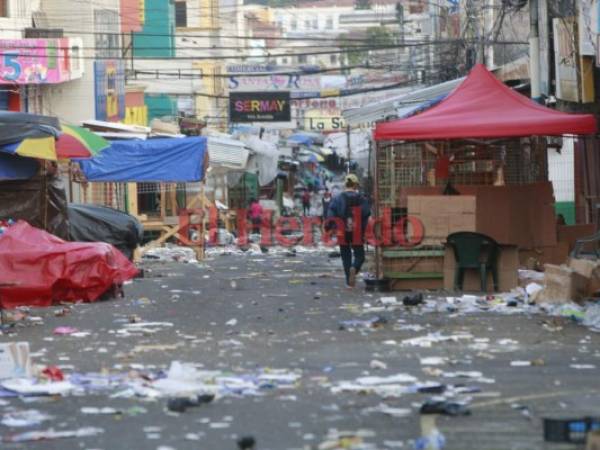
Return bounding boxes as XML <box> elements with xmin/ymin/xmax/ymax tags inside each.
<box><xmin>291</xmin><ymin>19</ymin><xmax>297</xmax><ymax>30</ymax></box>
<box><xmin>175</xmin><ymin>1</ymin><xmax>187</xmax><ymax>28</ymax></box>
<box><xmin>0</xmin><ymin>0</ymin><xmax>7</xmax><ymax>17</ymax></box>
<box><xmin>282</xmin><ymin>57</ymin><xmax>288</xmax><ymax>64</ymax></box>
<box><xmin>94</xmin><ymin>9</ymin><xmax>120</xmax><ymax>58</ymax></box>
<box><xmin>312</xmin><ymin>18</ymin><xmax>318</xmax><ymax>29</ymax></box>
<box><xmin>326</xmin><ymin>17</ymin><xmax>333</xmax><ymax>29</ymax></box>
<box><xmin>298</xmin><ymin>54</ymin><xmax>307</xmax><ymax>64</ymax></box>
<box><xmin>304</xmin><ymin>19</ymin><xmax>310</xmax><ymax>29</ymax></box>
<box><xmin>71</xmin><ymin>46</ymin><xmax>81</xmax><ymax>71</ymax></box>
<box><xmin>330</xmin><ymin>54</ymin><xmax>337</xmax><ymax>64</ymax></box>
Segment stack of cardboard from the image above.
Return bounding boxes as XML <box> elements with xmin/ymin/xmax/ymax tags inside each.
<box><xmin>538</xmin><ymin>258</ymin><xmax>600</xmax><ymax>304</ymax></box>
<box><xmin>407</xmin><ymin>196</ymin><xmax>476</xmax><ymax>245</ymax></box>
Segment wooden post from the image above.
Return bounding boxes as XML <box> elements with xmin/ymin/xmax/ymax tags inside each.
<box><xmin>160</xmin><ymin>184</ymin><xmax>166</xmax><ymax>221</ymax></box>
<box><xmin>127</xmin><ymin>183</ymin><xmax>139</xmax><ymax>217</ymax></box>
<box><xmin>374</xmin><ymin>141</ymin><xmax>382</xmax><ymax>280</ymax></box>
<box><xmin>198</xmin><ymin>182</ymin><xmax>206</xmax><ymax>261</ymax></box>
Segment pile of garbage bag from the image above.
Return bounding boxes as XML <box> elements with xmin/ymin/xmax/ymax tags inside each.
<box><xmin>0</xmin><ymin>221</ymin><xmax>138</xmax><ymax>308</ymax></box>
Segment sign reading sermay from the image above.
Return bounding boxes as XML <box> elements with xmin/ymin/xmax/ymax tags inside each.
<box><xmin>229</xmin><ymin>92</ymin><xmax>291</xmax><ymax>123</ymax></box>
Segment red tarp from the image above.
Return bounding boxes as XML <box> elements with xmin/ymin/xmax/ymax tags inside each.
<box><xmin>0</xmin><ymin>221</ymin><xmax>138</xmax><ymax>309</ymax></box>
<box><xmin>374</xmin><ymin>64</ymin><xmax>598</xmax><ymax>141</ymax></box>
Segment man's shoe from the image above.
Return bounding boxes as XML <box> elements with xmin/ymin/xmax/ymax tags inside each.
<box><xmin>348</xmin><ymin>267</ymin><xmax>357</xmax><ymax>287</ymax></box>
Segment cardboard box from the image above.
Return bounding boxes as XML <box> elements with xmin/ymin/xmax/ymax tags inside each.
<box><xmin>558</xmin><ymin>224</ymin><xmax>596</xmax><ymax>253</ymax></box>
<box><xmin>568</xmin><ymin>258</ymin><xmax>600</xmax><ymax>296</ymax></box>
<box><xmin>408</xmin><ymin>196</ymin><xmax>477</xmax><ymax>245</ymax></box>
<box><xmin>0</xmin><ymin>342</ymin><xmax>32</xmax><ymax>380</ymax></box>
<box><xmin>586</xmin><ymin>430</ymin><xmax>600</xmax><ymax>450</ymax></box>
<box><xmin>519</xmin><ymin>242</ymin><xmax>570</xmax><ymax>267</ymax></box>
<box><xmin>568</xmin><ymin>258</ymin><xmax>598</xmax><ymax>279</ymax></box>
<box><xmin>404</xmin><ymin>182</ymin><xmax>557</xmax><ymax>249</ymax></box>
<box><xmin>538</xmin><ymin>264</ymin><xmax>589</xmax><ymax>304</ymax></box>
<box><xmin>443</xmin><ymin>245</ymin><xmax>519</xmax><ymax>292</ymax></box>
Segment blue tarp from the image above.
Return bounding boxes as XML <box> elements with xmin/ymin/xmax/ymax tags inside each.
<box><xmin>78</xmin><ymin>137</ymin><xmax>208</xmax><ymax>182</ymax></box>
<box><xmin>287</xmin><ymin>134</ymin><xmax>314</xmax><ymax>146</ymax></box>
<box><xmin>0</xmin><ymin>153</ymin><xmax>39</xmax><ymax>180</ymax></box>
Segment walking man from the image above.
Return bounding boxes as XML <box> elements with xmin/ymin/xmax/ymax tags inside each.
<box><xmin>301</xmin><ymin>188</ymin><xmax>311</xmax><ymax>216</ymax></box>
<box><xmin>326</xmin><ymin>174</ymin><xmax>371</xmax><ymax>288</ymax></box>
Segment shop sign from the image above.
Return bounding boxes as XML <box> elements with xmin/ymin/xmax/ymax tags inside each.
<box><xmin>229</xmin><ymin>92</ymin><xmax>291</xmax><ymax>123</ymax></box>
<box><xmin>0</xmin><ymin>38</ymin><xmax>82</xmax><ymax>84</ymax></box>
<box><xmin>94</xmin><ymin>60</ymin><xmax>126</xmax><ymax>122</ymax></box>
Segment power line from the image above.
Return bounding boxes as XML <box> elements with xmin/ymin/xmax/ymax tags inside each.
<box><xmin>0</xmin><ymin>39</ymin><xmax>528</xmax><ymax>62</ymax></box>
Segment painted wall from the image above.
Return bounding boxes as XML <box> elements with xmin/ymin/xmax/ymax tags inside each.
<box><xmin>121</xmin><ymin>0</ymin><xmax>144</xmax><ymax>32</ymax></box>
<box><xmin>133</xmin><ymin>0</ymin><xmax>175</xmax><ymax>57</ymax></box>
<box><xmin>124</xmin><ymin>89</ymin><xmax>148</xmax><ymax>125</ymax></box>
<box><xmin>145</xmin><ymin>93</ymin><xmax>177</xmax><ymax>121</ymax></box>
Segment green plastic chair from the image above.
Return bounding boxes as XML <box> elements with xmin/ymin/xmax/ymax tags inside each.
<box><xmin>446</xmin><ymin>232</ymin><xmax>500</xmax><ymax>292</ymax></box>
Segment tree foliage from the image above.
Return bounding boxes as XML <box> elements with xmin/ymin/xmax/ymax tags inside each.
<box><xmin>337</xmin><ymin>27</ymin><xmax>395</xmax><ymax>65</ymax></box>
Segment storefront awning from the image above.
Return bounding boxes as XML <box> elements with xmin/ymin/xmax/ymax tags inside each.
<box><xmin>374</xmin><ymin>64</ymin><xmax>597</xmax><ymax>141</ymax></box>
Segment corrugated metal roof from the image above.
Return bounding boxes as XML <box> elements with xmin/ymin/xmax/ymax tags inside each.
<box><xmin>207</xmin><ymin>136</ymin><xmax>251</xmax><ymax>170</ymax></box>
<box><xmin>342</xmin><ymin>77</ymin><xmax>465</xmax><ymax>126</ymax></box>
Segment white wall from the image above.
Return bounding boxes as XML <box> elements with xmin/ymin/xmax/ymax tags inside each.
<box><xmin>0</xmin><ymin>0</ymin><xmax>41</xmax><ymax>39</ymax></box>
<box><xmin>40</xmin><ymin>0</ymin><xmax>120</xmax><ymax>123</ymax></box>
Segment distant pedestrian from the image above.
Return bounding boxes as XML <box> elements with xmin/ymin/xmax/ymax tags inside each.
<box><xmin>248</xmin><ymin>198</ymin><xmax>263</xmax><ymax>234</ymax></box>
<box><xmin>302</xmin><ymin>188</ymin><xmax>311</xmax><ymax>216</ymax></box>
<box><xmin>327</xmin><ymin>174</ymin><xmax>371</xmax><ymax>288</ymax></box>
<box><xmin>322</xmin><ymin>188</ymin><xmax>332</xmax><ymax>220</ymax></box>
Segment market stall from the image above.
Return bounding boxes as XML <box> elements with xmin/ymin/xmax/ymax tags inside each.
<box><xmin>372</xmin><ymin>64</ymin><xmax>597</xmax><ymax>291</ymax></box>
<box><xmin>76</xmin><ymin>136</ymin><xmax>209</xmax><ymax>258</ymax></box>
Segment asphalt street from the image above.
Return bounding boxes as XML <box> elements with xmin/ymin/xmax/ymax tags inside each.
<box><xmin>1</xmin><ymin>250</ymin><xmax>599</xmax><ymax>450</ymax></box>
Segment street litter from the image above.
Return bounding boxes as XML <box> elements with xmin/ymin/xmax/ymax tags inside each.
<box><xmin>237</xmin><ymin>435</ymin><xmax>256</xmax><ymax>449</ymax></box>
<box><xmin>41</xmin><ymin>366</ymin><xmax>65</xmax><ymax>381</ymax></box>
<box><xmin>331</xmin><ymin>373</ymin><xmax>418</xmax><ymax>397</ymax></box>
<box><xmin>339</xmin><ymin>316</ymin><xmax>387</xmax><ymax>330</ymax></box>
<box><xmin>53</xmin><ymin>326</ymin><xmax>79</xmax><ymax>335</ymax></box>
<box><xmin>318</xmin><ymin>429</ymin><xmax>377</xmax><ymax>450</ymax></box>
<box><xmin>1</xmin><ymin>378</ymin><xmax>75</xmax><ymax>396</ymax></box>
<box><xmin>1</xmin><ymin>409</ymin><xmax>53</xmax><ymax>427</ymax></box>
<box><xmin>403</xmin><ymin>293</ymin><xmax>424</xmax><ymax>306</ymax></box>
<box><xmin>0</xmin><ymin>342</ymin><xmax>32</xmax><ymax>379</ymax></box>
<box><xmin>2</xmin><ymin>426</ymin><xmax>103</xmax><ymax>443</ymax></box>
<box><xmin>570</xmin><ymin>364</ymin><xmax>596</xmax><ymax>369</ymax></box>
<box><xmin>401</xmin><ymin>332</ymin><xmax>474</xmax><ymax>348</ymax></box>
<box><xmin>370</xmin><ymin>360</ymin><xmax>388</xmax><ymax>370</ymax></box>
<box><xmin>363</xmin><ymin>403</ymin><xmax>412</xmax><ymax>418</ymax></box>
<box><xmin>420</xmin><ymin>399</ymin><xmax>471</xmax><ymax>416</ymax></box>
<box><xmin>143</xmin><ymin>245</ymin><xmax>198</xmax><ymax>263</ymax></box>
<box><xmin>80</xmin><ymin>407</ymin><xmax>121</xmax><ymax>415</ymax></box>
<box><xmin>420</xmin><ymin>357</ymin><xmax>447</xmax><ymax>366</ymax></box>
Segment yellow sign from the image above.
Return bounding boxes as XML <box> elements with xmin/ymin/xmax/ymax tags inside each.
<box><xmin>304</xmin><ymin>109</ymin><xmax>346</xmax><ymax>131</ymax></box>
<box><xmin>124</xmin><ymin>106</ymin><xmax>148</xmax><ymax>126</ymax></box>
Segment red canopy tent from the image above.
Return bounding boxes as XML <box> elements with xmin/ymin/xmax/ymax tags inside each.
<box><xmin>374</xmin><ymin>64</ymin><xmax>597</xmax><ymax>141</ymax></box>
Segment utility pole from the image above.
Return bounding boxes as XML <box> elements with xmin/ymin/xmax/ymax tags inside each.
<box><xmin>529</xmin><ymin>0</ymin><xmax>542</xmax><ymax>102</ymax></box>
<box><xmin>396</xmin><ymin>2</ymin><xmax>404</xmax><ymax>44</ymax></box>
<box><xmin>346</xmin><ymin>124</ymin><xmax>351</xmax><ymax>173</ymax></box>
<box><xmin>464</xmin><ymin>0</ymin><xmax>478</xmax><ymax>69</ymax></box>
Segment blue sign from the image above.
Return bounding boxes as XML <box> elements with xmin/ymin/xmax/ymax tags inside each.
<box><xmin>94</xmin><ymin>60</ymin><xmax>125</xmax><ymax>121</ymax></box>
